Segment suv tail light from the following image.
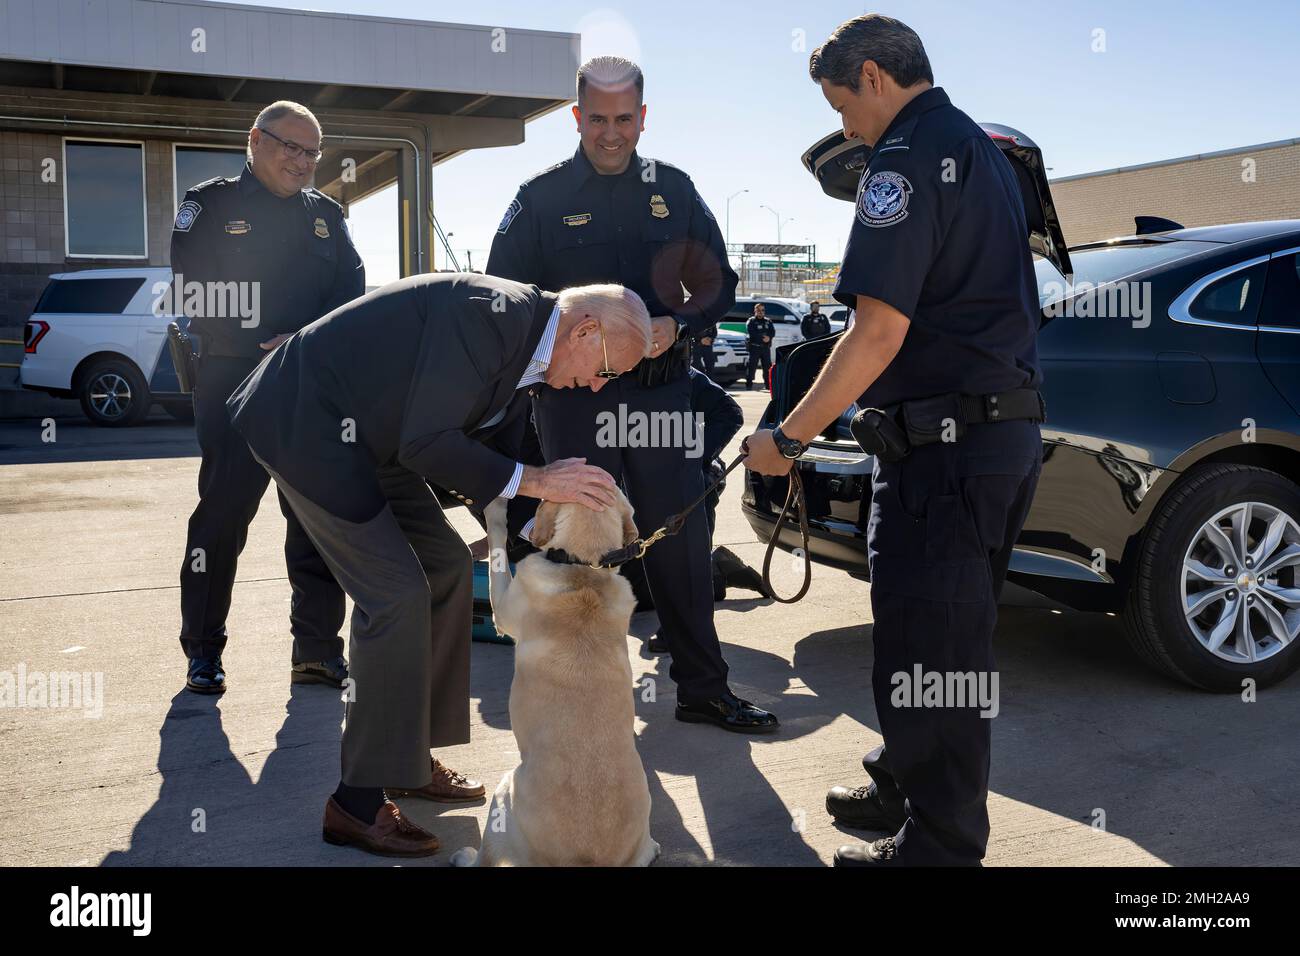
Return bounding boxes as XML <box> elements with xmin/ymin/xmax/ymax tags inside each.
<box><xmin>24</xmin><ymin>320</ymin><xmax>50</xmax><ymax>353</ymax></box>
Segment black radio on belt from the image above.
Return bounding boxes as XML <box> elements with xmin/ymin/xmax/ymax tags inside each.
<box><xmin>636</xmin><ymin>328</ymin><xmax>691</xmax><ymax>388</ymax></box>
<box><xmin>850</xmin><ymin>389</ymin><xmax>1045</xmax><ymax>462</ymax></box>
<box><xmin>167</xmin><ymin>321</ymin><xmax>198</xmax><ymax>394</ymax></box>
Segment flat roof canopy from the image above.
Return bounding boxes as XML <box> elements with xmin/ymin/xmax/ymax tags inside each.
<box><xmin>0</xmin><ymin>0</ymin><xmax>578</xmax><ymax>120</ymax></box>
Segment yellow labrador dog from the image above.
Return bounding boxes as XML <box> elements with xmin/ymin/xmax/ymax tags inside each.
<box><xmin>451</xmin><ymin>492</ymin><xmax>659</xmax><ymax>867</ymax></box>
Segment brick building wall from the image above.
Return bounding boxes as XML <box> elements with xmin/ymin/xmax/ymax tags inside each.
<box><xmin>0</xmin><ymin>130</ymin><xmax>179</xmax><ymax>389</ymax></box>
<box><xmin>1050</xmin><ymin>139</ymin><xmax>1300</xmax><ymax>247</ymax></box>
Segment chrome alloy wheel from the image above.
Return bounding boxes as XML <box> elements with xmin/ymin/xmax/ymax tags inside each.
<box><xmin>88</xmin><ymin>372</ymin><xmax>132</xmax><ymax>420</ymax></box>
<box><xmin>1181</xmin><ymin>501</ymin><xmax>1300</xmax><ymax>663</ymax></box>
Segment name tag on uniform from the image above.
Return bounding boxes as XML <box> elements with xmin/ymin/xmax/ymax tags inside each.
<box><xmin>224</xmin><ymin>220</ymin><xmax>251</xmax><ymax>235</ymax></box>
<box><xmin>563</xmin><ymin>213</ymin><xmax>592</xmax><ymax>227</ymax></box>
<box><xmin>314</xmin><ymin>217</ymin><xmax>330</xmax><ymax>239</ymax></box>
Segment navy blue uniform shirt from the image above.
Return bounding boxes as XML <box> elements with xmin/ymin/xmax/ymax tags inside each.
<box><xmin>486</xmin><ymin>147</ymin><xmax>737</xmax><ymax>334</ymax></box>
<box><xmin>833</xmin><ymin>87</ymin><xmax>1041</xmax><ymax>408</ymax></box>
<box><xmin>746</xmin><ymin>315</ymin><xmax>775</xmax><ymax>347</ymax></box>
<box><xmin>170</xmin><ymin>163</ymin><xmax>365</xmax><ymax>358</ymax></box>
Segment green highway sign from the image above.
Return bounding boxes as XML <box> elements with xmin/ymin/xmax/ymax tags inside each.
<box><xmin>755</xmin><ymin>260</ymin><xmax>839</xmax><ymax>269</ymax></box>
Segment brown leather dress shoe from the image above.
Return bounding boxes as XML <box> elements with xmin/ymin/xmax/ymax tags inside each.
<box><xmin>321</xmin><ymin>797</ymin><xmax>440</xmax><ymax>857</ymax></box>
<box><xmin>385</xmin><ymin>757</ymin><xmax>486</xmax><ymax>803</ymax></box>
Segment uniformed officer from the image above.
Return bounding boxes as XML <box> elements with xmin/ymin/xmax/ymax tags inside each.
<box><xmin>172</xmin><ymin>100</ymin><xmax>365</xmax><ymax>696</ymax></box>
<box><xmin>801</xmin><ymin>301</ymin><xmax>832</xmax><ymax>340</ymax></box>
<box><xmin>692</xmin><ymin>322</ymin><xmax>718</xmax><ymax>375</ymax></box>
<box><xmin>743</xmin><ymin>15</ymin><xmax>1044</xmax><ymax>865</ymax></box>
<box><xmin>744</xmin><ymin>303</ymin><xmax>775</xmax><ymax>389</ymax></box>
<box><xmin>488</xmin><ymin>56</ymin><xmax>778</xmax><ymax>733</ymax></box>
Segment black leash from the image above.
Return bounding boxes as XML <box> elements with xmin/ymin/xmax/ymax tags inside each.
<box><xmin>544</xmin><ymin>446</ymin><xmax>813</xmax><ymax>604</ymax></box>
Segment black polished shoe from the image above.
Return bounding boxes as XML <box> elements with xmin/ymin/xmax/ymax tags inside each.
<box><xmin>647</xmin><ymin>632</ymin><xmax>670</xmax><ymax>654</ymax></box>
<box><xmin>186</xmin><ymin>655</ymin><xmax>226</xmax><ymax>695</ymax></box>
<box><xmin>291</xmin><ymin>656</ymin><xmax>349</xmax><ymax>688</ymax></box>
<box><xmin>834</xmin><ymin>837</ymin><xmax>902</xmax><ymax>867</ymax></box>
<box><xmin>712</xmin><ymin>546</ymin><xmax>768</xmax><ymax>597</ymax></box>
<box><xmin>826</xmin><ymin>783</ymin><xmax>907</xmax><ymax>832</ymax></box>
<box><xmin>675</xmin><ymin>690</ymin><xmax>778</xmax><ymax>733</ymax></box>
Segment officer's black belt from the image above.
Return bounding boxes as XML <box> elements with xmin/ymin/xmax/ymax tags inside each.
<box><xmin>851</xmin><ymin>388</ymin><xmax>1045</xmax><ymax>464</ymax></box>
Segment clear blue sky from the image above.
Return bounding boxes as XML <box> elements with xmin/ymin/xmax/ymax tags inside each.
<box><xmin>230</xmin><ymin>0</ymin><xmax>1299</xmax><ymax>284</ymax></box>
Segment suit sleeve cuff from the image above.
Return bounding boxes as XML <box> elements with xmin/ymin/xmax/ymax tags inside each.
<box><xmin>499</xmin><ymin>462</ymin><xmax>524</xmax><ymax>500</ymax></box>
<box><xmin>519</xmin><ymin>517</ymin><xmax>535</xmax><ymax>542</ymax></box>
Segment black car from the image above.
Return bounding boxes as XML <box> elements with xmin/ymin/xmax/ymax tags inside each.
<box><xmin>743</xmin><ymin>125</ymin><xmax>1300</xmax><ymax>691</ymax></box>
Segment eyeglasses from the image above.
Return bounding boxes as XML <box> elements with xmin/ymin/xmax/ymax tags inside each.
<box><xmin>256</xmin><ymin>126</ymin><xmax>323</xmax><ymax>164</ymax></box>
<box><xmin>595</xmin><ymin>320</ymin><xmax>620</xmax><ymax>379</ymax></box>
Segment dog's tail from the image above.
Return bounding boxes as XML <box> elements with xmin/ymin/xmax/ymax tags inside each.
<box><xmin>449</xmin><ymin>846</ymin><xmax>478</xmax><ymax>867</ymax></box>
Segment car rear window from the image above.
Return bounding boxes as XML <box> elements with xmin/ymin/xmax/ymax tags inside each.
<box><xmin>34</xmin><ymin>277</ymin><xmax>147</xmax><ymax>315</ymax></box>
<box><xmin>1036</xmin><ymin>240</ymin><xmax>1218</xmax><ymax>304</ymax></box>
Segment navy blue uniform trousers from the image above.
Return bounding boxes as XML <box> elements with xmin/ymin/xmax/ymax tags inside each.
<box><xmin>864</xmin><ymin>420</ymin><xmax>1041</xmax><ymax>865</ymax></box>
<box><xmin>179</xmin><ymin>354</ymin><xmax>345</xmax><ymax>662</ymax></box>
<box><xmin>533</xmin><ymin>371</ymin><xmax>729</xmax><ymax>701</ymax></box>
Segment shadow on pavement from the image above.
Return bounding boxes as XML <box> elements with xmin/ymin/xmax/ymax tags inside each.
<box><xmin>0</xmin><ymin>417</ymin><xmax>197</xmax><ymax>466</ymax></box>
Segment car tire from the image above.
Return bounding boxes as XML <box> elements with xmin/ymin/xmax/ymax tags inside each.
<box><xmin>1122</xmin><ymin>464</ymin><xmax>1300</xmax><ymax>691</ymax></box>
<box><xmin>77</xmin><ymin>358</ymin><xmax>150</xmax><ymax>427</ymax></box>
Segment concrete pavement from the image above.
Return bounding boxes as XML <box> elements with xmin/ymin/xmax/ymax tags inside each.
<box><xmin>2</xmin><ymin>392</ymin><xmax>1298</xmax><ymax>866</ymax></box>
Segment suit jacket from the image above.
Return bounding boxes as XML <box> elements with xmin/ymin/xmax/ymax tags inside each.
<box><xmin>226</xmin><ymin>273</ymin><xmax>554</xmax><ymax>521</ymax></box>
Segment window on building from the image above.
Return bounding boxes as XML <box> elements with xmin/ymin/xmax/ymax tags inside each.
<box><xmin>64</xmin><ymin>139</ymin><xmax>147</xmax><ymax>258</ymax></box>
<box><xmin>173</xmin><ymin>146</ymin><xmax>247</xmax><ymax>208</ymax></box>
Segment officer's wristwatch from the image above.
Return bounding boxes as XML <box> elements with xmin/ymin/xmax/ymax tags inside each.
<box><xmin>771</xmin><ymin>425</ymin><xmax>807</xmax><ymax>460</ymax></box>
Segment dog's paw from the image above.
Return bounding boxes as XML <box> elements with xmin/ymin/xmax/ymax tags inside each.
<box><xmin>449</xmin><ymin>847</ymin><xmax>478</xmax><ymax>868</ymax></box>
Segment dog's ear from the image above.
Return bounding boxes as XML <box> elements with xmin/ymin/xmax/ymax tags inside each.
<box><xmin>529</xmin><ymin>501</ymin><xmax>558</xmax><ymax>550</ymax></box>
<box><xmin>621</xmin><ymin>500</ymin><xmax>639</xmax><ymax>546</ymax></box>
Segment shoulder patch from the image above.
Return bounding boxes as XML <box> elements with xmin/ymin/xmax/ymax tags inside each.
<box><xmin>856</xmin><ymin>170</ymin><xmax>912</xmax><ymax>228</ymax></box>
<box><xmin>173</xmin><ymin>200</ymin><xmax>202</xmax><ymax>233</ymax></box>
<box><xmin>497</xmin><ymin>198</ymin><xmax>522</xmax><ymax>235</ymax></box>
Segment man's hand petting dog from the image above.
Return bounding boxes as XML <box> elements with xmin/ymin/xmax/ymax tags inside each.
<box><xmin>519</xmin><ymin>458</ymin><xmax>618</xmax><ymax>511</ymax></box>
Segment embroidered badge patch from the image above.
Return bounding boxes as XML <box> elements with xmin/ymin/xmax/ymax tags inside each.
<box><xmin>856</xmin><ymin>170</ymin><xmax>912</xmax><ymax>228</ymax></box>
<box><xmin>498</xmin><ymin>199</ymin><xmax>522</xmax><ymax>234</ymax></box>
<box><xmin>173</xmin><ymin>200</ymin><xmax>201</xmax><ymax>232</ymax></box>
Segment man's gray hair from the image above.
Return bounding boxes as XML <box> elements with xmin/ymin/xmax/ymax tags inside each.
<box><xmin>558</xmin><ymin>283</ymin><xmax>652</xmax><ymax>358</ymax></box>
<box><xmin>248</xmin><ymin>100</ymin><xmax>322</xmax><ymax>160</ymax></box>
<box><xmin>809</xmin><ymin>14</ymin><xmax>933</xmax><ymax>91</ymax></box>
<box><xmin>576</xmin><ymin>56</ymin><xmax>644</xmax><ymax>105</ymax></box>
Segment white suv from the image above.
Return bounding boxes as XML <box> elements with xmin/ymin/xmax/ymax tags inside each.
<box><xmin>720</xmin><ymin>295</ymin><xmax>812</xmax><ymax>348</ymax></box>
<box><xmin>21</xmin><ymin>267</ymin><xmax>190</xmax><ymax>427</ymax></box>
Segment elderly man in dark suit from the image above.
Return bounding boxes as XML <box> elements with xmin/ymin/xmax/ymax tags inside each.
<box><xmin>225</xmin><ymin>273</ymin><xmax>651</xmax><ymax>857</ymax></box>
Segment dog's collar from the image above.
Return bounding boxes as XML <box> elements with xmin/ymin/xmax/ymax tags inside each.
<box><xmin>542</xmin><ymin>543</ymin><xmax>642</xmax><ymax>570</ymax></box>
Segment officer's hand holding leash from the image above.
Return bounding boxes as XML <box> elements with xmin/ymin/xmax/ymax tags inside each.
<box><xmin>740</xmin><ymin>295</ymin><xmax>911</xmax><ymax>603</ymax></box>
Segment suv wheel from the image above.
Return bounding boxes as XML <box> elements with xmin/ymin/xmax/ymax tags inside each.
<box><xmin>78</xmin><ymin>358</ymin><xmax>149</xmax><ymax>427</ymax></box>
<box><xmin>1123</xmin><ymin>464</ymin><xmax>1300</xmax><ymax>691</ymax></box>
